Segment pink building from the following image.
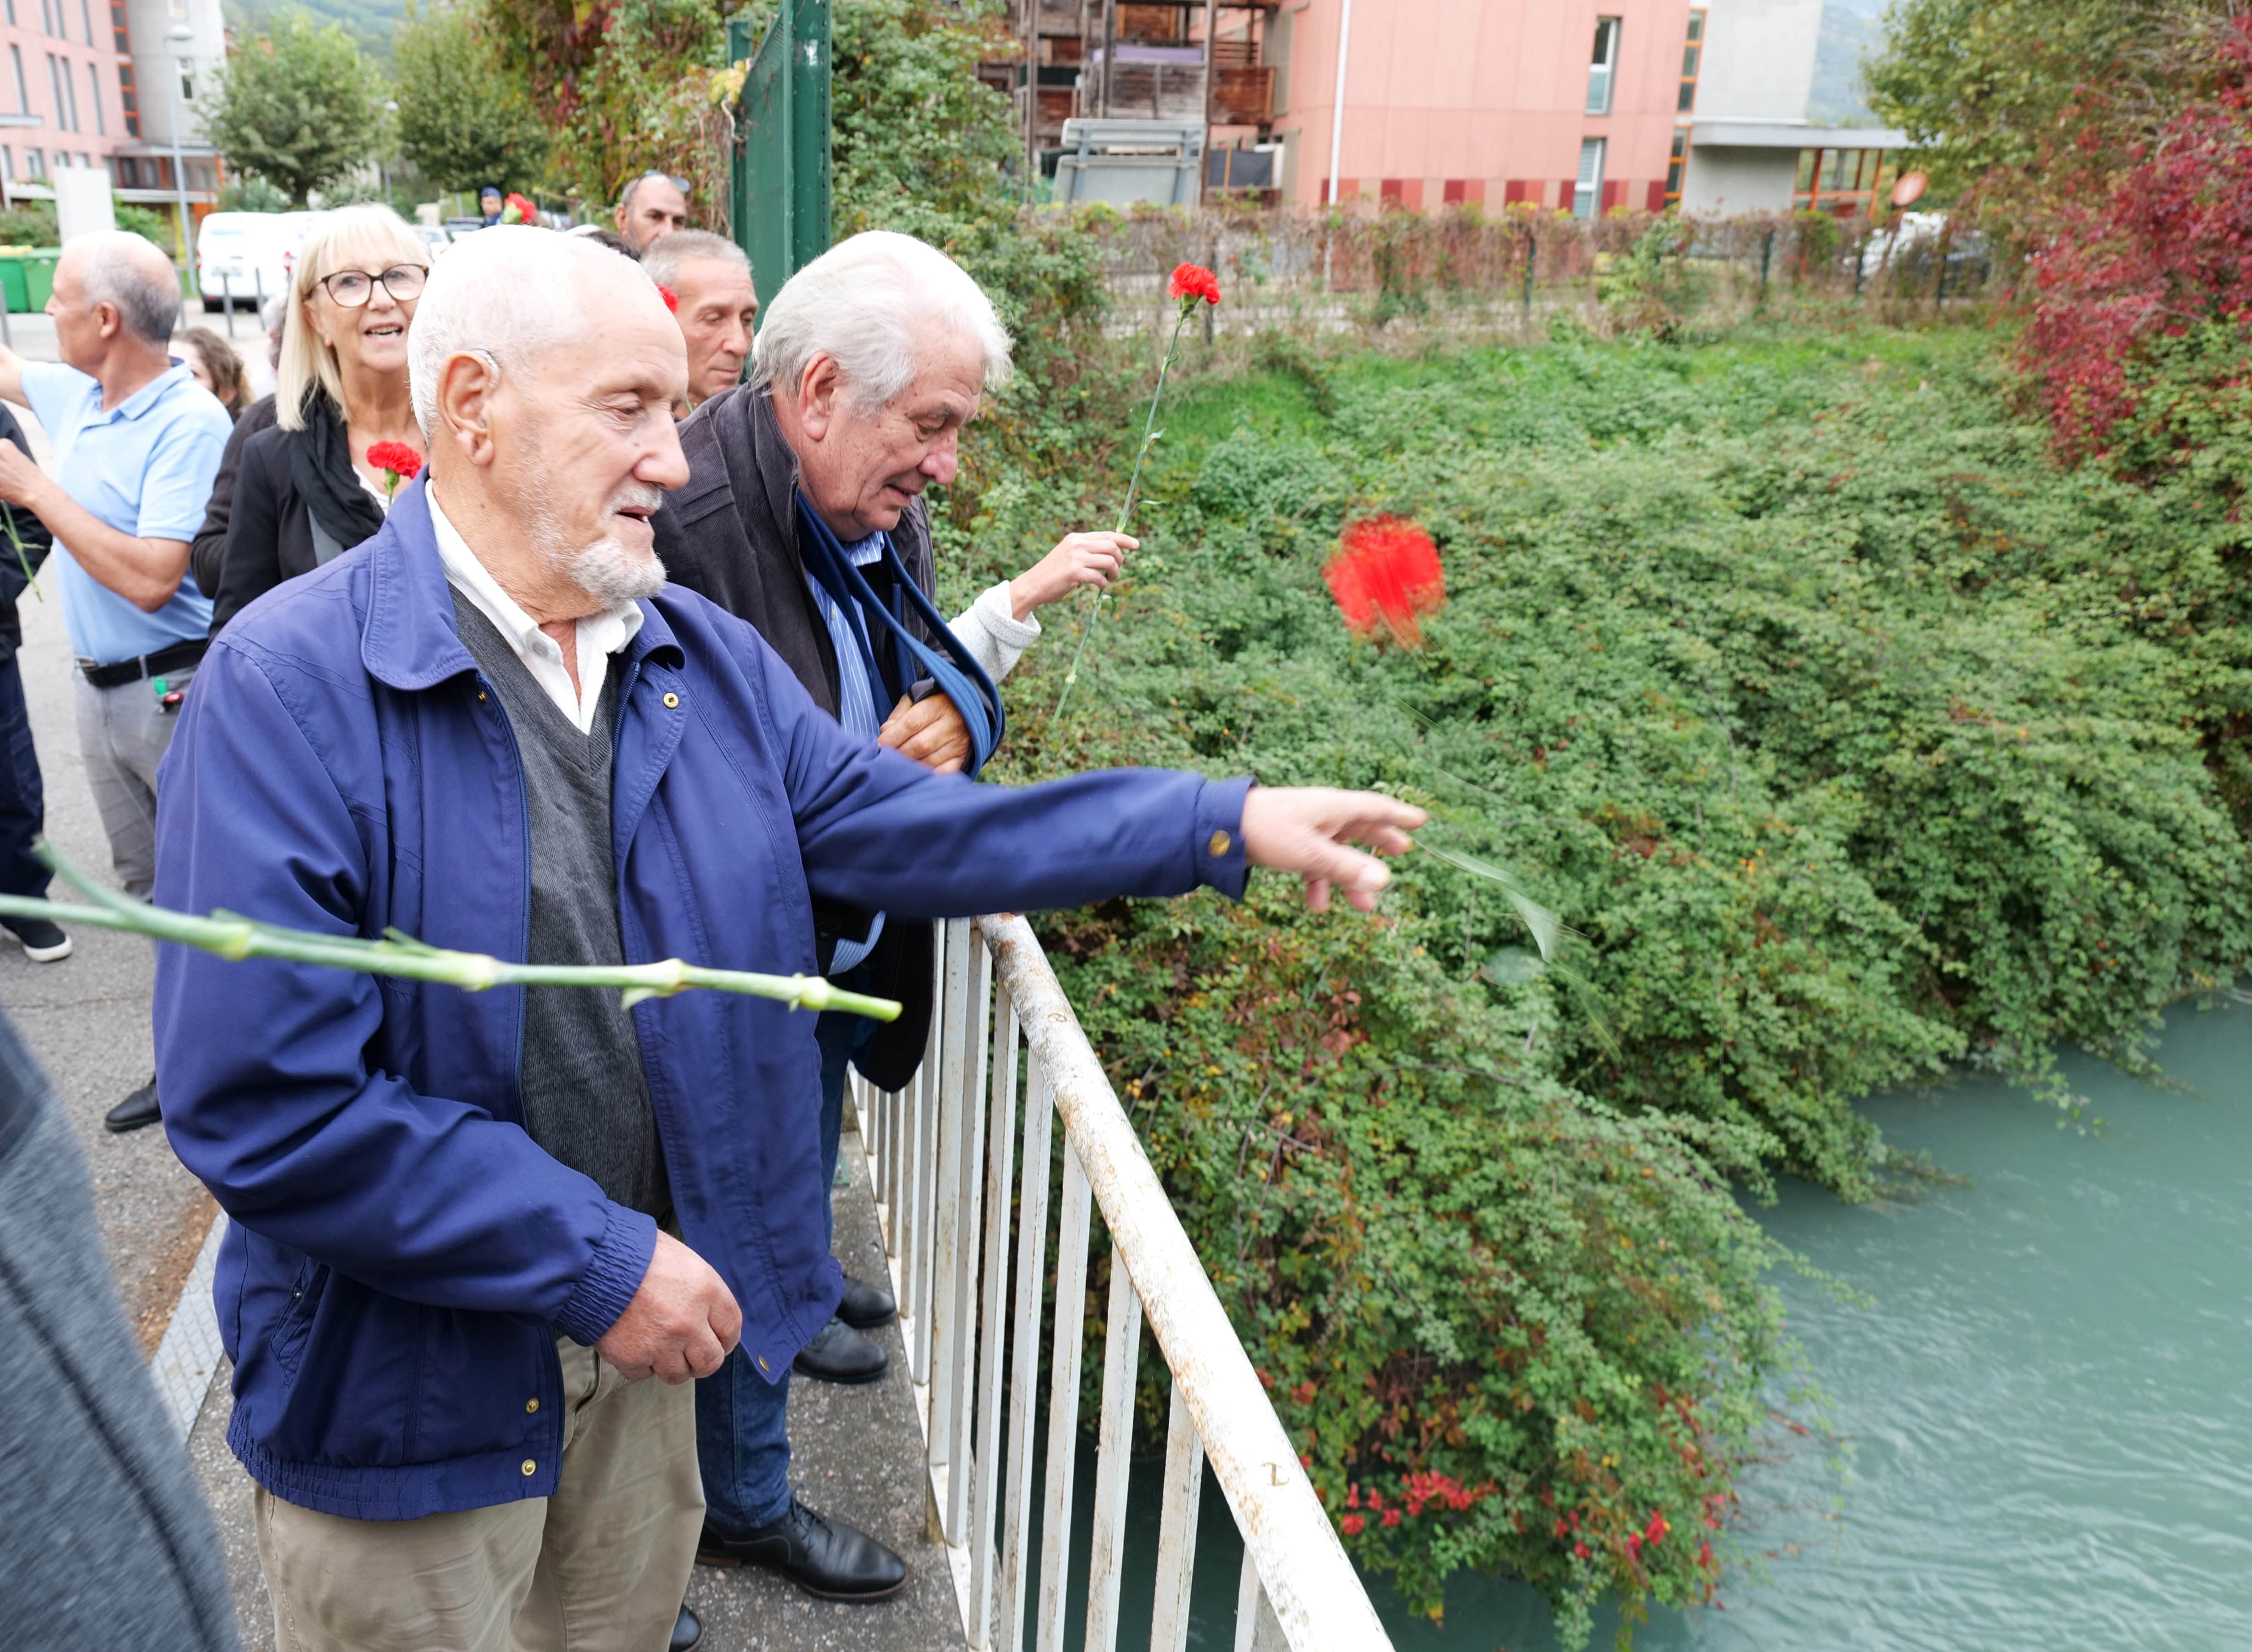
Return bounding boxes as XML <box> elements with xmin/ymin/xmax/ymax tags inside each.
<box><xmin>1260</xmin><ymin>0</ymin><xmax>1696</xmax><ymax>216</ymax></box>
<box><xmin>1001</xmin><ymin>0</ymin><xmax>1877</xmax><ymax>219</ymax></box>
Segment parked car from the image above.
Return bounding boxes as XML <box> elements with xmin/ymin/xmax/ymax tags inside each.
<box><xmin>412</xmin><ymin>223</ymin><xmax>452</xmax><ymax>260</ymax></box>
<box><xmin>195</xmin><ymin>211</ymin><xmax>329</xmax><ymax>312</ymax></box>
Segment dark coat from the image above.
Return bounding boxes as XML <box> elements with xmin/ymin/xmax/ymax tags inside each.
<box><xmin>211</xmin><ymin>395</ymin><xmax>388</xmax><ymax>635</ymax></box>
<box><xmin>188</xmin><ymin>393</ymin><xmax>278</xmax><ymax>604</ymax></box>
<box><xmin>654</xmin><ymin>383</ymin><xmax>949</xmax><ymax>1089</ymax></box>
<box><xmin>152</xmin><ymin>476</ymin><xmax>1251</xmax><ymax>1520</ymax></box>
<box><xmin>0</xmin><ymin>405</ymin><xmax>53</xmax><ymax>667</ymax></box>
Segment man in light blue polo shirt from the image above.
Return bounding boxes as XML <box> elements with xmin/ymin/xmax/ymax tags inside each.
<box><xmin>0</xmin><ymin>230</ymin><xmax>229</xmax><ymax>1132</ymax></box>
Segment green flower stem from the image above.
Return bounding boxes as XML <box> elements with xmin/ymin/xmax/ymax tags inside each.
<box><xmin>1</xmin><ymin>837</ymin><xmax>900</xmax><ymax>1020</ymax></box>
<box><xmin>1050</xmin><ymin>300</ymin><xmax>1196</xmax><ymax>726</ymax></box>
<box><xmin>4</xmin><ymin>505</ymin><xmax>37</xmax><ymax>602</ymax></box>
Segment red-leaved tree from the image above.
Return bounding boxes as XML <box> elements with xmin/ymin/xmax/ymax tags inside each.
<box><xmin>2020</xmin><ymin>16</ymin><xmax>2252</xmax><ymax>467</ymax></box>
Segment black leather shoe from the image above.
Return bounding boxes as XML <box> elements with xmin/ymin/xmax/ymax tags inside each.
<box><xmin>837</xmin><ymin>1273</ymin><xmax>896</xmax><ymax>1330</ymax></box>
<box><xmin>696</xmin><ymin>1498</ymin><xmax>908</xmax><ymax>1600</ymax></box>
<box><xmin>669</xmin><ymin>1605</ymin><xmax>702</xmax><ymax>1651</ymax></box>
<box><xmin>103</xmin><ymin>1078</ymin><xmax>160</xmax><ymax>1134</ymax></box>
<box><xmin>792</xmin><ymin>1316</ymin><xmax>887</xmax><ymax>1384</ymax></box>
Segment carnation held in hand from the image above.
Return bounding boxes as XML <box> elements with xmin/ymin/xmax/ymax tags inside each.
<box><xmin>367</xmin><ymin>441</ymin><xmax>423</xmax><ymax>503</ymax></box>
<box><xmin>1168</xmin><ymin>261</ymin><xmax>1222</xmax><ymax>309</ymax></box>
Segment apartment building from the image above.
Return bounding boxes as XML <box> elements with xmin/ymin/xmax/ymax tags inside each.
<box><xmin>1002</xmin><ymin>0</ymin><xmax>1904</xmax><ymax>218</ymax></box>
<box><xmin>0</xmin><ymin>0</ymin><xmax>226</xmax><ymax>239</ymax></box>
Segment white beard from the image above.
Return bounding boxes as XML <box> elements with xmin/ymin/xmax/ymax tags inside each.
<box><xmin>528</xmin><ymin>483</ymin><xmax>668</xmax><ymax>607</ymax></box>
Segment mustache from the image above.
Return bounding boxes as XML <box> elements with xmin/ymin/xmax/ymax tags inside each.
<box><xmin>608</xmin><ymin>482</ymin><xmax>666</xmax><ymax>515</ymax></box>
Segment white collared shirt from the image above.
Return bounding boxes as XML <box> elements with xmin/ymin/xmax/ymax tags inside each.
<box><xmin>427</xmin><ymin>489</ymin><xmax>645</xmax><ymax>736</ymax></box>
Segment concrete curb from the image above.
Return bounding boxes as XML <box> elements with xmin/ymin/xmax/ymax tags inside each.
<box><xmin>150</xmin><ymin>1211</ymin><xmax>224</xmax><ymax>1441</ymax></box>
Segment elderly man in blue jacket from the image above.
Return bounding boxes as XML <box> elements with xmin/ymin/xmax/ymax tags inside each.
<box><xmin>150</xmin><ymin>225</ymin><xmax>1421</xmax><ymax>1652</ymax></box>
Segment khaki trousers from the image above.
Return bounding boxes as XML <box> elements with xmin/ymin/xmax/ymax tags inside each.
<box><xmin>255</xmin><ymin>1339</ymin><xmax>702</xmax><ymax>1652</ymax></box>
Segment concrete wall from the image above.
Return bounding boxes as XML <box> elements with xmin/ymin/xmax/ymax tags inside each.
<box><xmin>1678</xmin><ymin>145</ymin><xmax>1796</xmax><ymax>214</ymax></box>
<box><xmin>122</xmin><ymin>0</ymin><xmax>224</xmax><ymax>151</ymax></box>
<box><xmin>1693</xmin><ymin>0</ymin><xmax>1823</xmax><ymax>122</ymax></box>
<box><xmin>1269</xmin><ymin>0</ymin><xmax>1695</xmax><ymax>212</ymax></box>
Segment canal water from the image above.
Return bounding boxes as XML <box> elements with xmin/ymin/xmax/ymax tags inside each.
<box><xmin>1092</xmin><ymin>999</ymin><xmax>2252</xmax><ymax>1650</ymax></box>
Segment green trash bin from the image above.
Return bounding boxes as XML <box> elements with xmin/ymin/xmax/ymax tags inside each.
<box><xmin>0</xmin><ymin>248</ymin><xmax>59</xmax><ymax>314</ymax></box>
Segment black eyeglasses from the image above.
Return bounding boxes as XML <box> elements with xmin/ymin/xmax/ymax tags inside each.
<box><xmin>318</xmin><ymin>264</ymin><xmax>430</xmax><ymax>308</ymax></box>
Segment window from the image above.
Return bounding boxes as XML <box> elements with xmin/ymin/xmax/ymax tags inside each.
<box><xmin>25</xmin><ymin>148</ymin><xmax>43</xmax><ymax>178</ymax></box>
<box><xmin>179</xmin><ymin>62</ymin><xmax>193</xmax><ymax>102</ymax></box>
<box><xmin>117</xmin><ymin>61</ymin><xmax>136</xmax><ymax>136</ymax></box>
<box><xmin>1793</xmin><ymin>146</ymin><xmax>1891</xmax><ymax>214</ymax></box>
<box><xmin>85</xmin><ymin>63</ymin><xmax>99</xmax><ymax>133</ymax></box>
<box><xmin>1666</xmin><ymin>128</ymin><xmax>1689</xmax><ymax>206</ymax></box>
<box><xmin>78</xmin><ymin>0</ymin><xmax>90</xmax><ymax>46</ymax></box>
<box><xmin>1678</xmin><ymin>9</ymin><xmax>1704</xmax><ymax>114</ymax></box>
<box><xmin>1586</xmin><ymin>17</ymin><xmax>1620</xmax><ymax>116</ymax></box>
<box><xmin>45</xmin><ymin>56</ymin><xmax>64</xmax><ymax>130</ymax></box>
<box><xmin>9</xmin><ymin>48</ymin><xmax>26</xmax><ymax>119</ymax></box>
<box><xmin>3</xmin><ymin>1</ymin><xmax>15</xmax><ymax>27</ymax></box>
<box><xmin>62</xmin><ymin>56</ymin><xmax>79</xmax><ymax>132</ymax></box>
<box><xmin>1573</xmin><ymin>137</ymin><xmax>1605</xmax><ymax>219</ymax></box>
<box><xmin>108</xmin><ymin>0</ymin><xmax>127</xmax><ymax>54</ymax></box>
<box><xmin>36</xmin><ymin>0</ymin><xmax>48</xmax><ymax>35</ymax></box>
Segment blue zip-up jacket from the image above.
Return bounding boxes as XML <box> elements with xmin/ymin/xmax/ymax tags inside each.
<box><xmin>151</xmin><ymin>480</ymin><xmax>1251</xmax><ymax>1522</ymax></box>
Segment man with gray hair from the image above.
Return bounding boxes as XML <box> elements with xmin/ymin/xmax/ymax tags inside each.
<box><xmin>654</xmin><ymin>228</ymin><xmax>1146</xmax><ymax>1598</ymax></box>
<box><xmin>150</xmin><ymin>221</ymin><xmax>1422</xmax><ymax>1651</ymax></box>
<box><xmin>0</xmin><ymin>229</ymin><xmax>229</xmax><ymax>1133</ymax></box>
<box><xmin>615</xmin><ymin>168</ymin><xmax>691</xmax><ymax>253</ymax></box>
<box><xmin>640</xmin><ymin>228</ymin><xmax>758</xmax><ymax>410</ymax></box>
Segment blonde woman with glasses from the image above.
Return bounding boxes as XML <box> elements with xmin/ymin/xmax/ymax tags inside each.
<box><xmin>211</xmin><ymin>205</ymin><xmax>430</xmax><ymax>633</ymax></box>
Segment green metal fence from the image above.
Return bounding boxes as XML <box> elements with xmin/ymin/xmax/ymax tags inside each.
<box><xmin>727</xmin><ymin>0</ymin><xmax>831</xmax><ymax>321</ymax></box>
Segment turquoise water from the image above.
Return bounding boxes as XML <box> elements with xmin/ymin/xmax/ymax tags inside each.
<box><xmin>1078</xmin><ymin>1002</ymin><xmax>2252</xmax><ymax>1649</ymax></box>
<box><xmin>1345</xmin><ymin>1000</ymin><xmax>2252</xmax><ymax>1650</ymax></box>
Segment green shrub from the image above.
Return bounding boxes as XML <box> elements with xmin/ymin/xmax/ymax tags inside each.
<box><xmin>945</xmin><ymin>325</ymin><xmax>2252</xmax><ymax>1637</ymax></box>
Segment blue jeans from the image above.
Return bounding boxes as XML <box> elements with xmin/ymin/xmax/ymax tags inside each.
<box><xmin>694</xmin><ymin>968</ymin><xmax>882</xmax><ymax>1531</ymax></box>
<box><xmin>0</xmin><ymin>656</ymin><xmax>49</xmax><ymax>901</ymax></box>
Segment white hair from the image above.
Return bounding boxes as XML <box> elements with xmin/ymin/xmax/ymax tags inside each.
<box><xmin>750</xmin><ymin>230</ymin><xmax>1011</xmax><ymax>411</ymax></box>
<box><xmin>639</xmin><ymin>228</ymin><xmax>749</xmax><ymax>292</ymax></box>
<box><xmin>70</xmin><ymin>230</ymin><xmax>180</xmax><ymax>344</ymax></box>
<box><xmin>407</xmin><ymin>224</ymin><xmax>665</xmax><ymax>435</ymax></box>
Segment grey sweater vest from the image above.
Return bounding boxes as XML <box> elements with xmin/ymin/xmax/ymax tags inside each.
<box><xmin>452</xmin><ymin>593</ymin><xmax>668</xmax><ymax>1219</ymax></box>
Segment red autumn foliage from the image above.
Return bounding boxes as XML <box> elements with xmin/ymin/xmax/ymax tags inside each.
<box><xmin>656</xmin><ymin>283</ymin><xmax>680</xmax><ymax>314</ymax></box>
<box><xmin>1168</xmin><ymin>261</ymin><xmax>1222</xmax><ymax>307</ymax></box>
<box><xmin>2020</xmin><ymin>17</ymin><xmax>2252</xmax><ymax>465</ymax></box>
<box><xmin>1322</xmin><ymin>516</ymin><xmax>1446</xmax><ymax>647</ymax></box>
<box><xmin>366</xmin><ymin>442</ymin><xmax>423</xmax><ymax>483</ymax></box>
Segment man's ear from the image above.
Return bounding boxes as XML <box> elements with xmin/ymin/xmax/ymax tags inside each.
<box><xmin>436</xmin><ymin>350</ymin><xmax>502</xmax><ymax>468</ymax></box>
<box><xmin>92</xmin><ymin>301</ymin><xmax>122</xmax><ymax>342</ymax></box>
<box><xmin>796</xmin><ymin>354</ymin><xmax>841</xmax><ymax>443</ymax></box>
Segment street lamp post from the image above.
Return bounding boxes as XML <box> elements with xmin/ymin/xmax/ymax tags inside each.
<box><xmin>382</xmin><ymin>100</ymin><xmax>398</xmax><ymax>206</ymax></box>
<box><xmin>163</xmin><ymin>23</ymin><xmax>195</xmax><ymax>296</ymax></box>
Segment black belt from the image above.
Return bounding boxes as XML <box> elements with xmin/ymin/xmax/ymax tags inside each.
<box><xmin>77</xmin><ymin>637</ymin><xmax>207</xmax><ymax>690</ymax></box>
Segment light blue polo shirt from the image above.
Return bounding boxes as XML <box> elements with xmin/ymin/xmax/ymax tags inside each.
<box><xmin>21</xmin><ymin>359</ymin><xmax>230</xmax><ymax>666</ymax></box>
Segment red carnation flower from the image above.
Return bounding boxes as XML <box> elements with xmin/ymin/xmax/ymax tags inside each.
<box><xmin>1340</xmin><ymin>1513</ymin><xmax>1365</xmax><ymax>1537</ymax></box>
<box><xmin>1169</xmin><ymin>262</ymin><xmax>1221</xmax><ymax>308</ymax></box>
<box><xmin>656</xmin><ymin>283</ymin><xmax>680</xmax><ymax>313</ymax></box>
<box><xmin>1322</xmin><ymin>516</ymin><xmax>1446</xmax><ymax>648</ymax></box>
<box><xmin>367</xmin><ymin>441</ymin><xmax>423</xmax><ymax>502</ymax></box>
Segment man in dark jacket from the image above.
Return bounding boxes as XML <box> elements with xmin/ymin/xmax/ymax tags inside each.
<box><xmin>0</xmin><ymin>403</ymin><xmax>67</xmax><ymax>963</ymax></box>
<box><xmin>154</xmin><ymin>226</ymin><xmax>1416</xmax><ymax>1652</ymax></box>
<box><xmin>652</xmin><ymin>229</ymin><xmax>1139</xmax><ymax>1596</ymax></box>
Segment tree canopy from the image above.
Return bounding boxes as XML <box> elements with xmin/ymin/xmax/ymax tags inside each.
<box><xmin>392</xmin><ymin>3</ymin><xmax>547</xmax><ymax>194</ymax></box>
<box><xmin>203</xmin><ymin>7</ymin><xmax>386</xmax><ymax>205</ymax></box>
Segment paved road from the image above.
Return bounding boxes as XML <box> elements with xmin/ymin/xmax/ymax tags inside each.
<box><xmin>0</xmin><ymin>322</ymin><xmax>960</xmax><ymax>1649</ymax></box>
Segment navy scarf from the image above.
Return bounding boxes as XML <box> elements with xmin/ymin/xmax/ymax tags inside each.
<box><xmin>793</xmin><ymin>494</ymin><xmax>1005</xmax><ymax>777</ymax></box>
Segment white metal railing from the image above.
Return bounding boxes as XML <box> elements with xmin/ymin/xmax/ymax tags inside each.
<box><xmin>848</xmin><ymin>915</ymin><xmax>1395</xmax><ymax>1652</ymax></box>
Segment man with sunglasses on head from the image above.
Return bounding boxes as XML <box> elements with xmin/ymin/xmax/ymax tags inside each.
<box><xmin>0</xmin><ymin>230</ymin><xmax>228</xmax><ymax>1133</ymax></box>
<box><xmin>616</xmin><ymin>171</ymin><xmax>692</xmax><ymax>254</ymax></box>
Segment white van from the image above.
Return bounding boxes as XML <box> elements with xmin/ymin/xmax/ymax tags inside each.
<box><xmin>195</xmin><ymin>211</ymin><xmax>329</xmax><ymax>312</ymax></box>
